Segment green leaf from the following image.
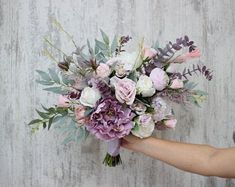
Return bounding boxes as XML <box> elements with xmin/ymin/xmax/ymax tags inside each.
<box><xmin>48</xmin><ymin>117</ymin><xmax>54</xmax><ymax>130</ymax></box>
<box><xmin>36</xmin><ymin>109</ymin><xmax>51</xmax><ymax>119</ymax></box>
<box><xmin>61</xmin><ymin>74</ymin><xmax>75</xmax><ymax>85</ymax></box>
<box><xmin>48</xmin><ymin>68</ymin><xmax>60</xmax><ymax>83</ymax></box>
<box><xmin>111</xmin><ymin>35</ymin><xmax>118</xmax><ymax>54</ymax></box>
<box><xmin>36</xmin><ymin>80</ymin><xmax>54</xmax><ymax>86</ymax></box>
<box><xmin>36</xmin><ymin>70</ymin><xmax>51</xmax><ymax>81</ymax></box>
<box><xmin>28</xmin><ymin>119</ymin><xmax>43</xmax><ymax>125</ymax></box>
<box><xmin>95</xmin><ymin>39</ymin><xmax>107</xmax><ymax>51</ymax></box>
<box><xmin>43</xmin><ymin>87</ymin><xmax>68</xmax><ymax>94</ymax></box>
<box><xmin>100</xmin><ymin>29</ymin><xmax>109</xmax><ymax>45</ymax></box>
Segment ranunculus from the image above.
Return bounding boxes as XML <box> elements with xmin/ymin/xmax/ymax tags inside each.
<box><xmin>173</xmin><ymin>48</ymin><xmax>201</xmax><ymax>63</ymax></box>
<box><xmin>96</xmin><ymin>63</ymin><xmax>111</xmax><ymax>78</ymax></box>
<box><xmin>79</xmin><ymin>87</ymin><xmax>101</xmax><ymax>107</ymax></box>
<box><xmin>136</xmin><ymin>75</ymin><xmax>155</xmax><ymax>97</ymax></box>
<box><xmin>74</xmin><ymin>105</ymin><xmax>88</xmax><ymax>124</ymax></box>
<box><xmin>58</xmin><ymin>95</ymin><xmax>70</xmax><ymax>107</ymax></box>
<box><xmin>164</xmin><ymin>118</ymin><xmax>177</xmax><ymax>128</ymax></box>
<box><xmin>131</xmin><ymin>114</ymin><xmax>155</xmax><ymax>138</ymax></box>
<box><xmin>150</xmin><ymin>68</ymin><xmax>169</xmax><ymax>91</ymax></box>
<box><xmin>143</xmin><ymin>47</ymin><xmax>157</xmax><ymax>59</ymax></box>
<box><xmin>169</xmin><ymin>78</ymin><xmax>184</xmax><ymax>89</ymax></box>
<box><xmin>152</xmin><ymin>97</ymin><xmax>173</xmax><ymax>122</ymax></box>
<box><xmin>113</xmin><ymin>77</ymin><xmax>136</xmax><ymax>105</ymax></box>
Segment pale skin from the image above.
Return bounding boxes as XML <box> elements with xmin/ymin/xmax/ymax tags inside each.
<box><xmin>122</xmin><ymin>135</ymin><xmax>235</xmax><ymax>178</ymax></box>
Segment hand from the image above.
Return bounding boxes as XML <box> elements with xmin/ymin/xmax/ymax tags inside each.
<box><xmin>121</xmin><ymin>134</ymin><xmax>152</xmax><ymax>153</ymax></box>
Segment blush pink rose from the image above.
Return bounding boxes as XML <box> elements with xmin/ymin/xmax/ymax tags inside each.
<box><xmin>150</xmin><ymin>68</ymin><xmax>169</xmax><ymax>91</ymax></box>
<box><xmin>173</xmin><ymin>48</ymin><xmax>201</xmax><ymax>63</ymax></box>
<box><xmin>170</xmin><ymin>78</ymin><xmax>184</xmax><ymax>89</ymax></box>
<box><xmin>143</xmin><ymin>47</ymin><xmax>157</xmax><ymax>59</ymax></box>
<box><xmin>58</xmin><ymin>95</ymin><xmax>70</xmax><ymax>107</ymax></box>
<box><xmin>96</xmin><ymin>63</ymin><xmax>111</xmax><ymax>78</ymax></box>
<box><xmin>114</xmin><ymin>77</ymin><xmax>136</xmax><ymax>105</ymax></box>
<box><xmin>75</xmin><ymin>105</ymin><xmax>88</xmax><ymax>124</ymax></box>
<box><xmin>164</xmin><ymin>118</ymin><xmax>177</xmax><ymax>128</ymax></box>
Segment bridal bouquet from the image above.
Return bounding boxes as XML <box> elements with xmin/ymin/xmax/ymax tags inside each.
<box><xmin>29</xmin><ymin>24</ymin><xmax>212</xmax><ymax>167</ymax></box>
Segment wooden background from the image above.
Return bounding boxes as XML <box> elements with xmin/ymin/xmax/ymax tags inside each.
<box><xmin>0</xmin><ymin>0</ymin><xmax>235</xmax><ymax>186</ymax></box>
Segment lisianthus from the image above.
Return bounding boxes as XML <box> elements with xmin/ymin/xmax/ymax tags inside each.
<box><xmin>143</xmin><ymin>47</ymin><xmax>157</xmax><ymax>59</ymax></box>
<box><xmin>131</xmin><ymin>114</ymin><xmax>155</xmax><ymax>138</ymax></box>
<box><xmin>111</xmin><ymin>77</ymin><xmax>136</xmax><ymax>105</ymax></box>
<box><xmin>86</xmin><ymin>97</ymin><xmax>134</xmax><ymax>140</ymax></box>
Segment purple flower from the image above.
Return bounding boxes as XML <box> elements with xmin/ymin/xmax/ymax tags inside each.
<box><xmin>86</xmin><ymin>97</ymin><xmax>134</xmax><ymax>140</ymax></box>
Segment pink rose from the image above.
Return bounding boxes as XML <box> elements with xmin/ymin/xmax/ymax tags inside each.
<box><xmin>96</xmin><ymin>63</ymin><xmax>111</xmax><ymax>78</ymax></box>
<box><xmin>114</xmin><ymin>77</ymin><xmax>136</xmax><ymax>105</ymax></box>
<box><xmin>74</xmin><ymin>105</ymin><xmax>88</xmax><ymax>124</ymax></box>
<box><xmin>150</xmin><ymin>68</ymin><xmax>169</xmax><ymax>91</ymax></box>
<box><xmin>164</xmin><ymin>118</ymin><xmax>177</xmax><ymax>128</ymax></box>
<box><xmin>143</xmin><ymin>47</ymin><xmax>157</xmax><ymax>59</ymax></box>
<box><xmin>169</xmin><ymin>78</ymin><xmax>184</xmax><ymax>89</ymax></box>
<box><xmin>173</xmin><ymin>48</ymin><xmax>201</xmax><ymax>63</ymax></box>
<box><xmin>58</xmin><ymin>95</ymin><xmax>70</xmax><ymax>107</ymax></box>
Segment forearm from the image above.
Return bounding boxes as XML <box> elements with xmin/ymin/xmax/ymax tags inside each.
<box><xmin>138</xmin><ymin>138</ymin><xmax>218</xmax><ymax>176</ymax></box>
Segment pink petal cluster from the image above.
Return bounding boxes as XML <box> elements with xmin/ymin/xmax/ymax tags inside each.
<box><xmin>143</xmin><ymin>47</ymin><xmax>157</xmax><ymax>59</ymax></box>
<box><xmin>164</xmin><ymin>119</ymin><xmax>177</xmax><ymax>128</ymax></box>
<box><xmin>173</xmin><ymin>48</ymin><xmax>201</xmax><ymax>63</ymax></box>
<box><xmin>74</xmin><ymin>105</ymin><xmax>88</xmax><ymax>124</ymax></box>
<box><xmin>170</xmin><ymin>79</ymin><xmax>184</xmax><ymax>89</ymax></box>
<box><xmin>58</xmin><ymin>95</ymin><xmax>70</xmax><ymax>107</ymax></box>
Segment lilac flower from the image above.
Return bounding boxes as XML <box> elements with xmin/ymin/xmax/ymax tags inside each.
<box><xmin>86</xmin><ymin>97</ymin><xmax>134</xmax><ymax>140</ymax></box>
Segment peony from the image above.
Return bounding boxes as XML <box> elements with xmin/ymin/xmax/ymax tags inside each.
<box><xmin>150</xmin><ymin>68</ymin><xmax>169</xmax><ymax>91</ymax></box>
<box><xmin>86</xmin><ymin>97</ymin><xmax>134</xmax><ymax>140</ymax></box>
<box><xmin>136</xmin><ymin>75</ymin><xmax>155</xmax><ymax>97</ymax></box>
<box><xmin>113</xmin><ymin>77</ymin><xmax>136</xmax><ymax>105</ymax></box>
<box><xmin>96</xmin><ymin>63</ymin><xmax>111</xmax><ymax>78</ymax></box>
<box><xmin>131</xmin><ymin>114</ymin><xmax>155</xmax><ymax>138</ymax></box>
<box><xmin>74</xmin><ymin>105</ymin><xmax>88</xmax><ymax>124</ymax></box>
<box><xmin>169</xmin><ymin>78</ymin><xmax>184</xmax><ymax>89</ymax></box>
<box><xmin>58</xmin><ymin>95</ymin><xmax>70</xmax><ymax>107</ymax></box>
<box><xmin>79</xmin><ymin>87</ymin><xmax>101</xmax><ymax>107</ymax></box>
<box><xmin>143</xmin><ymin>47</ymin><xmax>157</xmax><ymax>59</ymax></box>
<box><xmin>164</xmin><ymin>118</ymin><xmax>177</xmax><ymax>128</ymax></box>
<box><xmin>152</xmin><ymin>97</ymin><xmax>173</xmax><ymax>122</ymax></box>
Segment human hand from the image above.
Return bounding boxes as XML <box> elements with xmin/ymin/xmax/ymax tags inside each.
<box><xmin>121</xmin><ymin>134</ymin><xmax>153</xmax><ymax>153</ymax></box>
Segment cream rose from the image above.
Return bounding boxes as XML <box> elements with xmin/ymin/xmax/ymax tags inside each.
<box><xmin>79</xmin><ymin>87</ymin><xmax>101</xmax><ymax>107</ymax></box>
<box><xmin>136</xmin><ymin>75</ymin><xmax>155</xmax><ymax>97</ymax></box>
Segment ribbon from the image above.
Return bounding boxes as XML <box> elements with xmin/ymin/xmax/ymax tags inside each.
<box><xmin>107</xmin><ymin>139</ymin><xmax>120</xmax><ymax>156</ymax></box>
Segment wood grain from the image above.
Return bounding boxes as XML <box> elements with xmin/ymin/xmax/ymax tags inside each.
<box><xmin>0</xmin><ymin>0</ymin><xmax>235</xmax><ymax>186</ymax></box>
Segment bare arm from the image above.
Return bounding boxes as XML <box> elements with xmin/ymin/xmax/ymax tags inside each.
<box><xmin>122</xmin><ymin>135</ymin><xmax>235</xmax><ymax>178</ymax></box>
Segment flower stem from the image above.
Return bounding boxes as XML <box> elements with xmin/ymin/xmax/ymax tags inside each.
<box><xmin>103</xmin><ymin>153</ymin><xmax>122</xmax><ymax>167</ymax></box>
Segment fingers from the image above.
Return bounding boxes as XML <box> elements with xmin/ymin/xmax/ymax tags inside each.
<box><xmin>123</xmin><ymin>134</ymin><xmax>140</xmax><ymax>143</ymax></box>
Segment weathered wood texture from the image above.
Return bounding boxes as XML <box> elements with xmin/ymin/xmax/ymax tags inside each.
<box><xmin>0</xmin><ymin>0</ymin><xmax>235</xmax><ymax>186</ymax></box>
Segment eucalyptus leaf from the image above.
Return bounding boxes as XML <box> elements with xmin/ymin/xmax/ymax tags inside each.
<box><xmin>48</xmin><ymin>68</ymin><xmax>60</xmax><ymax>83</ymax></box>
<box><xmin>36</xmin><ymin>80</ymin><xmax>54</xmax><ymax>86</ymax></box>
<box><xmin>36</xmin><ymin>70</ymin><xmax>51</xmax><ymax>81</ymax></box>
<box><xmin>43</xmin><ymin>87</ymin><xmax>68</xmax><ymax>94</ymax></box>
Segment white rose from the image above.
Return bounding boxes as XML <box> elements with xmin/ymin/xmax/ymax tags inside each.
<box><xmin>79</xmin><ymin>87</ymin><xmax>101</xmax><ymax>107</ymax></box>
<box><xmin>131</xmin><ymin>114</ymin><xmax>155</xmax><ymax>138</ymax></box>
<box><xmin>136</xmin><ymin>75</ymin><xmax>156</xmax><ymax>97</ymax></box>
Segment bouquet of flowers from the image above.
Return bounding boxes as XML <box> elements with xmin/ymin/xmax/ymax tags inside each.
<box><xmin>29</xmin><ymin>24</ymin><xmax>212</xmax><ymax>167</ymax></box>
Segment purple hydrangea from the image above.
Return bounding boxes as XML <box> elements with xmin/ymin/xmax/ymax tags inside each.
<box><xmin>86</xmin><ymin>97</ymin><xmax>134</xmax><ymax>140</ymax></box>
